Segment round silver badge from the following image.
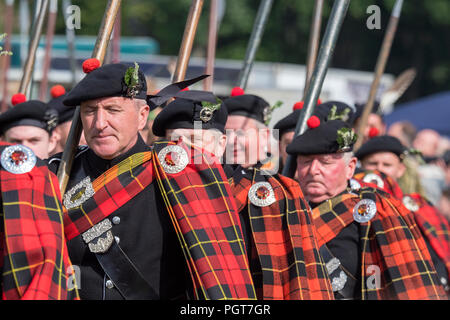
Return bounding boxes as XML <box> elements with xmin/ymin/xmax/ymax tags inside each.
<box><xmin>1</xmin><ymin>145</ymin><xmax>37</xmax><ymax>174</ymax></box>
<box><xmin>353</xmin><ymin>199</ymin><xmax>377</xmax><ymax>223</ymax></box>
<box><xmin>402</xmin><ymin>196</ymin><xmax>419</xmax><ymax>212</ymax></box>
<box><xmin>362</xmin><ymin>173</ymin><xmax>384</xmax><ymax>189</ymax></box>
<box><xmin>248</xmin><ymin>181</ymin><xmax>276</xmax><ymax>207</ymax></box>
<box><xmin>199</xmin><ymin>107</ymin><xmax>213</xmax><ymax>122</ymax></box>
<box><xmin>158</xmin><ymin>145</ymin><xmax>189</xmax><ymax>174</ymax></box>
<box><xmin>63</xmin><ymin>176</ymin><xmax>95</xmax><ymax>209</ymax></box>
<box><xmin>349</xmin><ymin>178</ymin><xmax>361</xmax><ymax>191</ymax></box>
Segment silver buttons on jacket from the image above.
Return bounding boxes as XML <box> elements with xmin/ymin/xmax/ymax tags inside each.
<box><xmin>112</xmin><ymin>216</ymin><xmax>121</xmax><ymax>225</ymax></box>
<box><xmin>105</xmin><ymin>279</ymin><xmax>114</xmax><ymax>289</ymax></box>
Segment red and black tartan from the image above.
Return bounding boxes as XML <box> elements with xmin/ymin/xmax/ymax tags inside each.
<box><xmin>354</xmin><ymin>170</ymin><xmax>404</xmax><ymax>199</ymax></box>
<box><xmin>407</xmin><ymin>192</ymin><xmax>450</xmax><ymax>274</ymax></box>
<box><xmin>232</xmin><ymin>167</ymin><xmax>334</xmax><ymax>300</ymax></box>
<box><xmin>312</xmin><ymin>187</ymin><xmax>447</xmax><ymax>300</ymax></box>
<box><xmin>0</xmin><ymin>143</ymin><xmax>79</xmax><ymax>300</ymax></box>
<box><xmin>63</xmin><ymin>140</ymin><xmax>256</xmax><ymax>300</ymax></box>
<box><xmin>63</xmin><ymin>152</ymin><xmax>154</xmax><ymax>241</ymax></box>
<box><xmin>354</xmin><ymin>170</ymin><xmax>450</xmax><ymax>274</ymax></box>
<box><xmin>152</xmin><ymin>140</ymin><xmax>256</xmax><ymax>300</ymax></box>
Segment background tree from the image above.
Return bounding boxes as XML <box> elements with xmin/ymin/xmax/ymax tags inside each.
<box><xmin>1</xmin><ymin>0</ymin><xmax>449</xmax><ymax>104</ymax></box>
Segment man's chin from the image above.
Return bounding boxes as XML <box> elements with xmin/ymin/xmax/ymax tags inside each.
<box><xmin>304</xmin><ymin>188</ymin><xmax>329</xmax><ymax>204</ymax></box>
<box><xmin>91</xmin><ymin>146</ymin><xmax>118</xmax><ymax>160</ymax></box>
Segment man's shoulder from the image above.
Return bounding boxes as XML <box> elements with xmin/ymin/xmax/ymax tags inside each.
<box><xmin>47</xmin><ymin>145</ymin><xmax>89</xmax><ymax>173</ymax></box>
<box><xmin>0</xmin><ymin>143</ymin><xmax>55</xmax><ymax>180</ymax></box>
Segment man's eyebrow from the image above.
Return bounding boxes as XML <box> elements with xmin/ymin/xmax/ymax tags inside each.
<box><xmin>83</xmin><ymin>104</ymin><xmax>98</xmax><ymax>109</ymax></box>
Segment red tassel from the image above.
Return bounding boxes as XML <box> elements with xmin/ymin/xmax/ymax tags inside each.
<box><xmin>11</xmin><ymin>93</ymin><xmax>27</xmax><ymax>106</ymax></box>
<box><xmin>368</xmin><ymin>127</ymin><xmax>380</xmax><ymax>138</ymax></box>
<box><xmin>82</xmin><ymin>58</ymin><xmax>101</xmax><ymax>74</ymax></box>
<box><xmin>293</xmin><ymin>101</ymin><xmax>304</xmax><ymax>111</ymax></box>
<box><xmin>230</xmin><ymin>86</ymin><xmax>245</xmax><ymax>97</ymax></box>
<box><xmin>307</xmin><ymin>115</ymin><xmax>320</xmax><ymax>129</ymax></box>
<box><xmin>50</xmin><ymin>85</ymin><xmax>66</xmax><ymax>98</ymax></box>
<box><xmin>292</xmin><ymin>99</ymin><xmax>322</xmax><ymax>111</ymax></box>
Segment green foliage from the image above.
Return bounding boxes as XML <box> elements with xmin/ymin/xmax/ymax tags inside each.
<box><xmin>201</xmin><ymin>97</ymin><xmax>222</xmax><ymax>112</ymax></box>
<box><xmin>328</xmin><ymin>105</ymin><xmax>351</xmax><ymax>122</ymax></box>
<box><xmin>264</xmin><ymin>100</ymin><xmax>283</xmax><ymax>126</ymax></box>
<box><xmin>336</xmin><ymin>127</ymin><xmax>357</xmax><ymax>151</ymax></box>
<box><xmin>0</xmin><ymin>33</ymin><xmax>13</xmax><ymax>56</ymax></box>
<box><xmin>7</xmin><ymin>0</ymin><xmax>446</xmax><ymax>100</ymax></box>
<box><xmin>124</xmin><ymin>62</ymin><xmax>140</xmax><ymax>88</ymax></box>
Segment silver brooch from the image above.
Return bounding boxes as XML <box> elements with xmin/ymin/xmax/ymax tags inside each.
<box><xmin>248</xmin><ymin>181</ymin><xmax>276</xmax><ymax>207</ymax></box>
<box><xmin>199</xmin><ymin>107</ymin><xmax>214</xmax><ymax>123</ymax></box>
<box><xmin>349</xmin><ymin>178</ymin><xmax>361</xmax><ymax>191</ymax></box>
<box><xmin>402</xmin><ymin>196</ymin><xmax>419</xmax><ymax>212</ymax></box>
<box><xmin>158</xmin><ymin>145</ymin><xmax>189</xmax><ymax>174</ymax></box>
<box><xmin>331</xmin><ymin>271</ymin><xmax>348</xmax><ymax>292</ymax></box>
<box><xmin>1</xmin><ymin>144</ymin><xmax>36</xmax><ymax>174</ymax></box>
<box><xmin>362</xmin><ymin>173</ymin><xmax>384</xmax><ymax>189</ymax></box>
<box><xmin>63</xmin><ymin>176</ymin><xmax>95</xmax><ymax>209</ymax></box>
<box><xmin>326</xmin><ymin>257</ymin><xmax>342</xmax><ymax>275</ymax></box>
<box><xmin>82</xmin><ymin>219</ymin><xmax>114</xmax><ymax>253</ymax></box>
<box><xmin>44</xmin><ymin>108</ymin><xmax>59</xmax><ymax>131</ymax></box>
<box><xmin>199</xmin><ymin>99</ymin><xmax>222</xmax><ymax>123</ymax></box>
<box><xmin>353</xmin><ymin>199</ymin><xmax>377</xmax><ymax>223</ymax></box>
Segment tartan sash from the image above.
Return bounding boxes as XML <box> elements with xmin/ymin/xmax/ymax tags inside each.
<box><xmin>232</xmin><ymin>168</ymin><xmax>334</xmax><ymax>300</ymax></box>
<box><xmin>1</xmin><ymin>143</ymin><xmax>79</xmax><ymax>300</ymax></box>
<box><xmin>354</xmin><ymin>171</ymin><xmax>450</xmax><ymax>274</ymax></box>
<box><xmin>152</xmin><ymin>140</ymin><xmax>256</xmax><ymax>300</ymax></box>
<box><xmin>408</xmin><ymin>193</ymin><xmax>450</xmax><ymax>273</ymax></box>
<box><xmin>354</xmin><ymin>170</ymin><xmax>404</xmax><ymax>199</ymax></box>
<box><xmin>63</xmin><ymin>152</ymin><xmax>153</xmax><ymax>241</ymax></box>
<box><xmin>312</xmin><ymin>187</ymin><xmax>447</xmax><ymax>300</ymax></box>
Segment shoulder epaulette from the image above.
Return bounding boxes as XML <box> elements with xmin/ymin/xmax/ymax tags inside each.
<box><xmin>48</xmin><ymin>145</ymin><xmax>89</xmax><ymax>165</ymax></box>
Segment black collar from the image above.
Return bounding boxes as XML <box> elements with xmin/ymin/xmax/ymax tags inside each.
<box><xmin>85</xmin><ymin>134</ymin><xmax>149</xmax><ymax>178</ymax></box>
<box><xmin>309</xmin><ymin>187</ymin><xmax>351</xmax><ymax>209</ymax></box>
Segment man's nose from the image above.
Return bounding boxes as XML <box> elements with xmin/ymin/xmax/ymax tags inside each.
<box><xmin>309</xmin><ymin>159</ymin><xmax>321</xmax><ymax>175</ymax></box>
<box><xmin>376</xmin><ymin>163</ymin><xmax>384</xmax><ymax>173</ymax></box>
<box><xmin>22</xmin><ymin>141</ymin><xmax>33</xmax><ymax>150</ymax></box>
<box><xmin>94</xmin><ymin>109</ymin><xmax>108</xmax><ymax>131</ymax></box>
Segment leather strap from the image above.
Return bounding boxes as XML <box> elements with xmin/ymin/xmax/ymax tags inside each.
<box><xmin>95</xmin><ymin>239</ymin><xmax>159</xmax><ymax>300</ymax></box>
<box><xmin>320</xmin><ymin>244</ymin><xmax>357</xmax><ymax>300</ymax></box>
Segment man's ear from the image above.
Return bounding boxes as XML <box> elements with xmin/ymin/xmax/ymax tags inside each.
<box><xmin>259</xmin><ymin>127</ymin><xmax>270</xmax><ymax>151</ymax></box>
<box><xmin>48</xmin><ymin>130</ymin><xmax>60</xmax><ymax>157</ymax></box>
<box><xmin>215</xmin><ymin>134</ymin><xmax>228</xmax><ymax>158</ymax></box>
<box><xmin>138</xmin><ymin>104</ymin><xmax>150</xmax><ymax>131</ymax></box>
<box><xmin>346</xmin><ymin>156</ymin><xmax>358</xmax><ymax>180</ymax></box>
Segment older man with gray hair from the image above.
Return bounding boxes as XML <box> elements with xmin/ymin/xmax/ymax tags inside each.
<box><xmin>48</xmin><ymin>61</ymin><xmax>255</xmax><ymax>300</ymax></box>
<box><xmin>287</xmin><ymin>116</ymin><xmax>447</xmax><ymax>300</ymax></box>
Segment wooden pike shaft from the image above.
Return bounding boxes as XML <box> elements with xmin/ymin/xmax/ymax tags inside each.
<box><xmin>112</xmin><ymin>8</ymin><xmax>121</xmax><ymax>63</ymax></box>
<box><xmin>57</xmin><ymin>0</ymin><xmax>122</xmax><ymax>194</ymax></box>
<box><xmin>39</xmin><ymin>0</ymin><xmax>58</xmax><ymax>101</ymax></box>
<box><xmin>172</xmin><ymin>0</ymin><xmax>204</xmax><ymax>83</ymax></box>
<box><xmin>354</xmin><ymin>0</ymin><xmax>403</xmax><ymax>150</ymax></box>
<box><xmin>18</xmin><ymin>0</ymin><xmax>49</xmax><ymax>96</ymax></box>
<box><xmin>0</xmin><ymin>0</ymin><xmax>14</xmax><ymax>112</ymax></box>
<box><xmin>203</xmin><ymin>0</ymin><xmax>218</xmax><ymax>91</ymax></box>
